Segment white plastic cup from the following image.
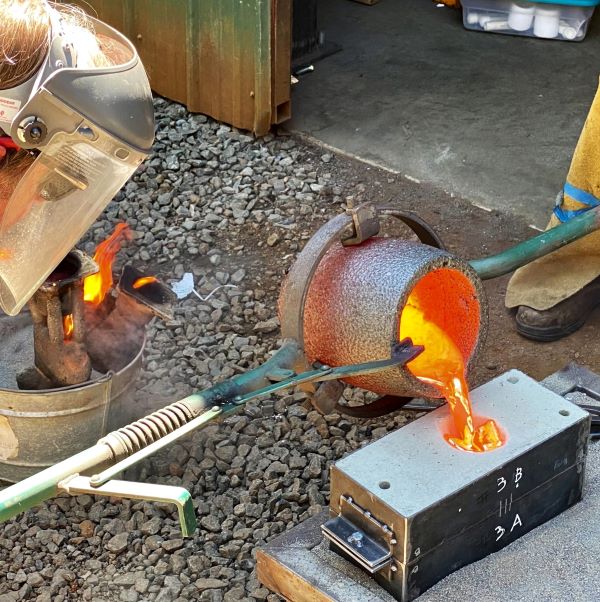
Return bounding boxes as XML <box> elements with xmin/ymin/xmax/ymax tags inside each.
<box><xmin>534</xmin><ymin>6</ymin><xmax>561</xmax><ymax>38</ymax></box>
<box><xmin>507</xmin><ymin>2</ymin><xmax>535</xmax><ymax>31</ymax></box>
<box><xmin>560</xmin><ymin>17</ymin><xmax>587</xmax><ymax>38</ymax></box>
<box><xmin>559</xmin><ymin>23</ymin><xmax>578</xmax><ymax>40</ymax></box>
<box><xmin>466</xmin><ymin>11</ymin><xmax>481</xmax><ymax>25</ymax></box>
<box><xmin>484</xmin><ymin>19</ymin><xmax>511</xmax><ymax>32</ymax></box>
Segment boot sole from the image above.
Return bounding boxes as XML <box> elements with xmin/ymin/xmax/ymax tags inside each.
<box><xmin>516</xmin><ymin>315</ymin><xmax>588</xmax><ymax>342</ymax></box>
<box><xmin>515</xmin><ymin>283</ymin><xmax>600</xmax><ymax>343</ymax></box>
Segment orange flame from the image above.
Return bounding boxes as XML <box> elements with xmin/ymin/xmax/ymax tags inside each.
<box><xmin>400</xmin><ymin>291</ymin><xmax>504</xmax><ymax>453</ymax></box>
<box><xmin>83</xmin><ymin>223</ymin><xmax>132</xmax><ymax>305</ymax></box>
<box><xmin>0</xmin><ymin>248</ymin><xmax>12</xmax><ymax>261</ymax></box>
<box><xmin>63</xmin><ymin>314</ymin><xmax>74</xmax><ymax>340</ymax></box>
<box><xmin>133</xmin><ymin>276</ymin><xmax>158</xmax><ymax>289</ymax></box>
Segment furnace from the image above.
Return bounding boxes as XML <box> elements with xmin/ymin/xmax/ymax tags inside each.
<box><xmin>0</xmin><ymin>226</ymin><xmax>176</xmax><ymax>483</ymax></box>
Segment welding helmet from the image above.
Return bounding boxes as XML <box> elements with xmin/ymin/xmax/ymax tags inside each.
<box><xmin>0</xmin><ymin>13</ymin><xmax>154</xmax><ymax>316</ymax></box>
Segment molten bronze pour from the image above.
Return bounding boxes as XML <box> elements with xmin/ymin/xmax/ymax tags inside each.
<box><xmin>300</xmin><ymin>237</ymin><xmax>504</xmax><ymax>452</ymax></box>
<box><xmin>400</xmin><ymin>279</ymin><xmax>504</xmax><ymax>452</ymax></box>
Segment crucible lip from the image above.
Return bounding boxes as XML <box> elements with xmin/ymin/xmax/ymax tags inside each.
<box><xmin>302</xmin><ymin>238</ymin><xmax>487</xmax><ymax>400</ymax></box>
<box><xmin>394</xmin><ymin>264</ymin><xmax>485</xmax><ymax>399</ymax></box>
<box><xmin>45</xmin><ymin>254</ymin><xmax>80</xmax><ymax>284</ymax></box>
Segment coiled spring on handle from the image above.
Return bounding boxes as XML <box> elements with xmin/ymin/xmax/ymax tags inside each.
<box><xmin>100</xmin><ymin>400</ymin><xmax>195</xmax><ymax>458</ymax></box>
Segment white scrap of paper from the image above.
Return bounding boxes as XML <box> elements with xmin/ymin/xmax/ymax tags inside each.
<box><xmin>172</xmin><ymin>272</ymin><xmax>195</xmax><ymax>299</ymax></box>
<box><xmin>171</xmin><ymin>272</ymin><xmax>238</xmax><ymax>301</ymax></box>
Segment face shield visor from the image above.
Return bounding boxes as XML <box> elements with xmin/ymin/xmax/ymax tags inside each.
<box><xmin>0</xmin><ymin>15</ymin><xmax>154</xmax><ymax>316</ymax></box>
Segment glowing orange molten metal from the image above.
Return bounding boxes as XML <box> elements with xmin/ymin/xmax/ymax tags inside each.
<box><xmin>133</xmin><ymin>276</ymin><xmax>158</xmax><ymax>289</ymax></box>
<box><xmin>63</xmin><ymin>314</ymin><xmax>74</xmax><ymax>340</ymax></box>
<box><xmin>400</xmin><ymin>289</ymin><xmax>504</xmax><ymax>453</ymax></box>
<box><xmin>83</xmin><ymin>223</ymin><xmax>132</xmax><ymax>305</ymax></box>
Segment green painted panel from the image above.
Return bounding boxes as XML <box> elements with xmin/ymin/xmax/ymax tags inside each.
<box><xmin>66</xmin><ymin>0</ymin><xmax>290</xmax><ymax>134</ymax></box>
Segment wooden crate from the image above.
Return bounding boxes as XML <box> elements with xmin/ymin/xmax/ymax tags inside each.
<box><xmin>66</xmin><ymin>0</ymin><xmax>291</xmax><ymax>135</ymax></box>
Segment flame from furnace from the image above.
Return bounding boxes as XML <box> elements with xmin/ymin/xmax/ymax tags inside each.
<box><xmin>400</xmin><ymin>292</ymin><xmax>504</xmax><ymax>453</ymax></box>
<box><xmin>133</xmin><ymin>276</ymin><xmax>158</xmax><ymax>289</ymax></box>
<box><xmin>84</xmin><ymin>223</ymin><xmax>132</xmax><ymax>305</ymax></box>
<box><xmin>63</xmin><ymin>314</ymin><xmax>74</xmax><ymax>340</ymax></box>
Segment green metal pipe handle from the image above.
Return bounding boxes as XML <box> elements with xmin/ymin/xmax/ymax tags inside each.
<box><xmin>0</xmin><ymin>341</ymin><xmax>413</xmax><ymax>525</ymax></box>
<box><xmin>470</xmin><ymin>205</ymin><xmax>600</xmax><ymax>280</ymax></box>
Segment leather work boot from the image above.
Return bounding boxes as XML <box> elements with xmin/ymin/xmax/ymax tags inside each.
<box><xmin>515</xmin><ymin>276</ymin><xmax>600</xmax><ymax>342</ymax></box>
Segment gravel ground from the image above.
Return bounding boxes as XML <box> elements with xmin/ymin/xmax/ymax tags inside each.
<box><xmin>1</xmin><ymin>98</ymin><xmax>599</xmax><ymax>602</ymax></box>
<box><xmin>0</xmin><ymin>99</ymin><xmax>412</xmax><ymax>602</ymax></box>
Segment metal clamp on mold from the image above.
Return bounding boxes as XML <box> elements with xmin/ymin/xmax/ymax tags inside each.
<box><xmin>322</xmin><ymin>494</ymin><xmax>397</xmax><ymax>575</ymax></box>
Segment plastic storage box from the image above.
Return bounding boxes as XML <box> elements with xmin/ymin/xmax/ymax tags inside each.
<box><xmin>462</xmin><ymin>0</ymin><xmax>597</xmax><ymax>41</ymax></box>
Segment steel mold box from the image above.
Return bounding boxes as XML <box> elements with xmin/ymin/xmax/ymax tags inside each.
<box><xmin>328</xmin><ymin>370</ymin><xmax>590</xmax><ymax>601</ymax></box>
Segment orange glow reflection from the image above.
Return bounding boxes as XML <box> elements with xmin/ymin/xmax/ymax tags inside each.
<box><xmin>400</xmin><ymin>287</ymin><xmax>504</xmax><ymax>453</ymax></box>
<box><xmin>0</xmin><ymin>248</ymin><xmax>12</xmax><ymax>261</ymax></box>
<box><xmin>63</xmin><ymin>314</ymin><xmax>74</xmax><ymax>340</ymax></box>
<box><xmin>133</xmin><ymin>276</ymin><xmax>158</xmax><ymax>289</ymax></box>
<box><xmin>83</xmin><ymin>223</ymin><xmax>132</xmax><ymax>305</ymax></box>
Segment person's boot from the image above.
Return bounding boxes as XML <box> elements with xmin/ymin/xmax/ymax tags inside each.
<box><xmin>515</xmin><ymin>275</ymin><xmax>600</xmax><ymax>341</ymax></box>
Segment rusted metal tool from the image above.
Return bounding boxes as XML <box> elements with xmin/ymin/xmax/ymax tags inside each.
<box><xmin>17</xmin><ymin>250</ymin><xmax>97</xmax><ymax>389</ymax></box>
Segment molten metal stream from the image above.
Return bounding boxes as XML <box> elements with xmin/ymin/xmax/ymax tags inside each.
<box><xmin>83</xmin><ymin>223</ymin><xmax>132</xmax><ymax>305</ymax></box>
<box><xmin>400</xmin><ymin>293</ymin><xmax>504</xmax><ymax>452</ymax></box>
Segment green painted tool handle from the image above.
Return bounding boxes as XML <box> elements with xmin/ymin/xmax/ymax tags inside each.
<box><xmin>470</xmin><ymin>206</ymin><xmax>600</xmax><ymax>280</ymax></box>
<box><xmin>0</xmin><ymin>341</ymin><xmax>303</xmax><ymax>524</ymax></box>
<box><xmin>0</xmin><ymin>445</ymin><xmax>114</xmax><ymax>524</ymax></box>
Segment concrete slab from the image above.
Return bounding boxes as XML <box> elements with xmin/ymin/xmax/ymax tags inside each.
<box><xmin>288</xmin><ymin>0</ymin><xmax>600</xmax><ymax>227</ymax></box>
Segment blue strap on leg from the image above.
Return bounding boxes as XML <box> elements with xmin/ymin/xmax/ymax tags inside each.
<box><xmin>554</xmin><ymin>182</ymin><xmax>600</xmax><ymax>223</ymax></box>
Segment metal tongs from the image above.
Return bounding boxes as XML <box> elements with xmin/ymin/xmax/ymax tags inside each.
<box><xmin>53</xmin><ymin>339</ymin><xmax>424</xmax><ymax>537</ymax></box>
